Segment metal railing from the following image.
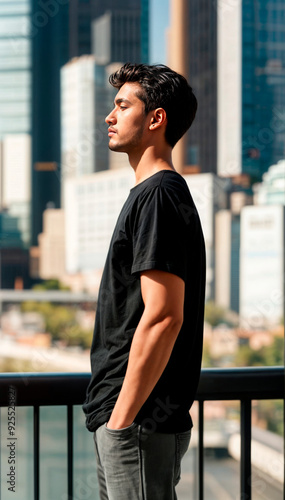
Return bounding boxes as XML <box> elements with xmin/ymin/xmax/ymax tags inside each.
<box><xmin>0</xmin><ymin>366</ymin><xmax>284</xmax><ymax>500</ymax></box>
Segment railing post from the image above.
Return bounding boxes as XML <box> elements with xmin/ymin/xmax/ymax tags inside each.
<box><xmin>33</xmin><ymin>405</ymin><xmax>40</xmax><ymax>500</ymax></box>
<box><xmin>67</xmin><ymin>405</ymin><xmax>73</xmax><ymax>500</ymax></box>
<box><xmin>198</xmin><ymin>400</ymin><xmax>204</xmax><ymax>500</ymax></box>
<box><xmin>283</xmin><ymin>396</ymin><xmax>285</xmax><ymax>500</ymax></box>
<box><xmin>240</xmin><ymin>399</ymin><xmax>251</xmax><ymax>500</ymax></box>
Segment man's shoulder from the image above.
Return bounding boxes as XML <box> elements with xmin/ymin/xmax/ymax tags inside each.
<box><xmin>133</xmin><ymin>170</ymin><xmax>190</xmax><ymax>198</ymax></box>
<box><xmin>159</xmin><ymin>170</ymin><xmax>189</xmax><ymax>193</ymax></box>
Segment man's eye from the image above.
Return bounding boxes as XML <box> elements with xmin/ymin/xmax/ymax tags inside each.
<box><xmin>120</xmin><ymin>106</ymin><xmax>127</xmax><ymax>110</ymax></box>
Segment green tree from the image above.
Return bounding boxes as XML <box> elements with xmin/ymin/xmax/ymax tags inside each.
<box><xmin>20</xmin><ymin>301</ymin><xmax>93</xmax><ymax>349</ymax></box>
<box><xmin>32</xmin><ymin>279</ymin><xmax>70</xmax><ymax>291</ymax></box>
<box><xmin>204</xmin><ymin>301</ymin><xmax>227</xmax><ymax>328</ymax></box>
<box><xmin>234</xmin><ymin>344</ymin><xmax>266</xmax><ymax>367</ymax></box>
<box><xmin>234</xmin><ymin>336</ymin><xmax>284</xmax><ymax>367</ymax></box>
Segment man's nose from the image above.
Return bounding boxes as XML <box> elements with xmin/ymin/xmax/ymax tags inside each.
<box><xmin>105</xmin><ymin>109</ymin><xmax>116</xmax><ymax>125</ymax></box>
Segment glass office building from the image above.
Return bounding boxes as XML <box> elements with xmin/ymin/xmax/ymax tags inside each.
<box><xmin>188</xmin><ymin>0</ymin><xmax>285</xmax><ymax>181</ymax></box>
<box><xmin>70</xmin><ymin>0</ymin><xmax>149</xmax><ymax>63</ymax></box>
<box><xmin>0</xmin><ymin>0</ymin><xmax>149</xmax><ymax>247</ymax></box>
<box><xmin>242</xmin><ymin>0</ymin><xmax>285</xmax><ymax>179</ymax></box>
<box><xmin>33</xmin><ymin>0</ymin><xmax>148</xmax><ymax>245</ymax></box>
<box><xmin>187</xmin><ymin>1</ymin><xmax>218</xmax><ymax>174</ymax></box>
<box><xmin>0</xmin><ymin>0</ymin><xmax>32</xmax><ymax>257</ymax></box>
<box><xmin>92</xmin><ymin>10</ymin><xmax>143</xmax><ymax>65</ymax></box>
<box><xmin>0</xmin><ymin>0</ymin><xmax>31</xmax><ymax>138</ymax></box>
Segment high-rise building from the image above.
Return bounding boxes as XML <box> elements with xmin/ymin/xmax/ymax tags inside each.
<box><xmin>69</xmin><ymin>0</ymin><xmax>149</xmax><ymax>62</ymax></box>
<box><xmin>31</xmin><ymin>0</ymin><xmax>69</xmax><ymax>246</ymax></box>
<box><xmin>0</xmin><ymin>1</ymin><xmax>31</xmax><ymax>138</ymax></box>
<box><xmin>38</xmin><ymin>208</ymin><xmax>65</xmax><ymax>280</ymax></box>
<box><xmin>240</xmin><ymin>204</ymin><xmax>285</xmax><ymax>328</ymax></box>
<box><xmin>184</xmin><ymin>0</ymin><xmax>285</xmax><ymax>180</ymax></box>
<box><xmin>253</xmin><ymin>159</ymin><xmax>285</xmax><ymax>205</ymax></box>
<box><xmin>215</xmin><ymin>210</ymin><xmax>240</xmax><ymax>313</ymax></box>
<box><xmin>61</xmin><ymin>56</ymin><xmax>97</xmax><ymax>185</ymax></box>
<box><xmin>0</xmin><ymin>0</ymin><xmax>149</xmax><ymax>284</ymax></box>
<box><xmin>0</xmin><ymin>2</ymin><xmax>32</xmax><ymax>248</ymax></box>
<box><xmin>64</xmin><ymin>168</ymin><xmax>134</xmax><ymax>274</ymax></box>
<box><xmin>92</xmin><ymin>10</ymin><xmax>142</xmax><ymax>65</ymax></box>
<box><xmin>215</xmin><ymin>191</ymin><xmax>252</xmax><ymax>314</ymax></box>
<box><xmin>1</xmin><ymin>134</ymin><xmax>31</xmax><ymax>247</ymax></box>
<box><xmin>61</xmin><ymin>57</ymin><xmax>120</xmax><ymax>204</ymax></box>
<box><xmin>0</xmin><ymin>1</ymin><xmax>149</xmax><ymax>247</ymax></box>
<box><xmin>183</xmin><ymin>173</ymin><xmax>228</xmax><ymax>301</ymax></box>
<box><xmin>185</xmin><ymin>0</ymin><xmax>218</xmax><ymax>174</ymax></box>
<box><xmin>33</xmin><ymin>0</ymin><xmax>148</xmax><ymax>244</ymax></box>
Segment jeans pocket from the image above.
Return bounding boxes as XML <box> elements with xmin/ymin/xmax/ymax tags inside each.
<box><xmin>174</xmin><ymin>430</ymin><xmax>191</xmax><ymax>485</ymax></box>
<box><xmin>104</xmin><ymin>421</ymin><xmax>138</xmax><ymax>438</ymax></box>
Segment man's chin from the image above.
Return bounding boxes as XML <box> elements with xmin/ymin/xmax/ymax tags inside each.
<box><xmin>108</xmin><ymin>142</ymin><xmax>126</xmax><ymax>153</ymax></box>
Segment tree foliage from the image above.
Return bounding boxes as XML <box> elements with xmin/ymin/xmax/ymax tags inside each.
<box><xmin>32</xmin><ymin>279</ymin><xmax>70</xmax><ymax>291</ymax></box>
<box><xmin>20</xmin><ymin>301</ymin><xmax>93</xmax><ymax>349</ymax></box>
<box><xmin>234</xmin><ymin>336</ymin><xmax>284</xmax><ymax>367</ymax></box>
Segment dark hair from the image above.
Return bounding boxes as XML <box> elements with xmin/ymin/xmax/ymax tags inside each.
<box><xmin>109</xmin><ymin>63</ymin><xmax>197</xmax><ymax>148</ymax></box>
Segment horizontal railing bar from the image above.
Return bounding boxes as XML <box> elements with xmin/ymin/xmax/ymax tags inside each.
<box><xmin>197</xmin><ymin>366</ymin><xmax>284</xmax><ymax>400</ymax></box>
<box><xmin>0</xmin><ymin>367</ymin><xmax>283</xmax><ymax>407</ymax></box>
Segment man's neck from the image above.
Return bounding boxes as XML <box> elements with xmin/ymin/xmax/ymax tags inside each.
<box><xmin>130</xmin><ymin>146</ymin><xmax>175</xmax><ymax>186</ymax></box>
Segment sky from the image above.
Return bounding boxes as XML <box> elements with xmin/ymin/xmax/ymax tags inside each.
<box><xmin>150</xmin><ymin>0</ymin><xmax>170</xmax><ymax>65</ymax></box>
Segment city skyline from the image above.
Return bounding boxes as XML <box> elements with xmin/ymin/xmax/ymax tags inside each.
<box><xmin>0</xmin><ymin>0</ymin><xmax>284</xmax><ymax>331</ymax></box>
<box><xmin>0</xmin><ymin>4</ymin><xmax>283</xmax><ymax>496</ymax></box>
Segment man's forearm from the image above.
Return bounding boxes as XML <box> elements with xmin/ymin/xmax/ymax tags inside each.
<box><xmin>107</xmin><ymin>311</ymin><xmax>182</xmax><ymax>429</ymax></box>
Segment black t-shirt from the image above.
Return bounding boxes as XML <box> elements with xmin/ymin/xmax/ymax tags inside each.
<box><xmin>82</xmin><ymin>170</ymin><xmax>206</xmax><ymax>433</ymax></box>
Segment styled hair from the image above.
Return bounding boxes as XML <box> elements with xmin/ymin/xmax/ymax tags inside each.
<box><xmin>109</xmin><ymin>63</ymin><xmax>198</xmax><ymax>148</ymax></box>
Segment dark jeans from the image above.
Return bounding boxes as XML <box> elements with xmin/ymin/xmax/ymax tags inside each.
<box><xmin>93</xmin><ymin>422</ymin><xmax>191</xmax><ymax>500</ymax></box>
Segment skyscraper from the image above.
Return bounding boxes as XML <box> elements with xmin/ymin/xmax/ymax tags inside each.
<box><xmin>60</xmin><ymin>56</ymin><xmax>117</xmax><ymax>203</ymax></box>
<box><xmin>0</xmin><ymin>1</ymin><xmax>149</xmax><ymax>247</ymax></box>
<box><xmin>92</xmin><ymin>10</ymin><xmax>143</xmax><ymax>65</ymax></box>
<box><xmin>0</xmin><ymin>0</ymin><xmax>32</xmax><ymax>246</ymax></box>
<box><xmin>69</xmin><ymin>0</ymin><xmax>149</xmax><ymax>62</ymax></box>
<box><xmin>185</xmin><ymin>0</ymin><xmax>285</xmax><ymax>181</ymax></box>
<box><xmin>31</xmin><ymin>0</ymin><xmax>148</xmax><ymax>245</ymax></box>
<box><xmin>31</xmin><ymin>0</ymin><xmax>69</xmax><ymax>245</ymax></box>
<box><xmin>0</xmin><ymin>0</ymin><xmax>149</xmax><ymax>285</ymax></box>
<box><xmin>0</xmin><ymin>1</ymin><xmax>31</xmax><ymax>138</ymax></box>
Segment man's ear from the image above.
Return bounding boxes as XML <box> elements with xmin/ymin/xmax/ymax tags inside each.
<box><xmin>149</xmin><ymin>108</ymin><xmax>167</xmax><ymax>130</ymax></box>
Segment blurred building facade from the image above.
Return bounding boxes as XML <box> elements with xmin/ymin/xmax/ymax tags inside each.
<box><xmin>0</xmin><ymin>1</ymin><xmax>31</xmax><ymax>138</ymax></box>
<box><xmin>215</xmin><ymin>192</ymin><xmax>253</xmax><ymax>315</ymax></box>
<box><xmin>0</xmin><ymin>0</ymin><xmax>149</xmax><ymax>288</ymax></box>
<box><xmin>253</xmin><ymin>159</ymin><xmax>285</xmax><ymax>205</ymax></box>
<box><xmin>31</xmin><ymin>0</ymin><xmax>69</xmax><ymax>246</ymax></box>
<box><xmin>1</xmin><ymin>134</ymin><xmax>31</xmax><ymax>248</ymax></box>
<box><xmin>38</xmin><ymin>208</ymin><xmax>65</xmax><ymax>280</ymax></box>
<box><xmin>240</xmin><ymin>204</ymin><xmax>285</xmax><ymax>328</ymax></box>
<box><xmin>92</xmin><ymin>10</ymin><xmax>143</xmax><ymax>65</ymax></box>
<box><xmin>215</xmin><ymin>210</ymin><xmax>240</xmax><ymax>314</ymax></box>
<box><xmin>64</xmin><ymin>168</ymin><xmax>134</xmax><ymax>276</ymax></box>
<box><xmin>70</xmin><ymin>0</ymin><xmax>149</xmax><ymax>63</ymax></box>
<box><xmin>184</xmin><ymin>0</ymin><xmax>218</xmax><ymax>174</ymax></box>
<box><xmin>176</xmin><ymin>173</ymin><xmax>227</xmax><ymax>301</ymax></box>
<box><xmin>60</xmin><ymin>57</ymin><xmax>124</xmax><ymax>206</ymax></box>
<box><xmin>184</xmin><ymin>0</ymin><xmax>285</xmax><ymax>181</ymax></box>
<box><xmin>0</xmin><ymin>2</ymin><xmax>32</xmax><ymax>254</ymax></box>
<box><xmin>63</xmin><ymin>170</ymin><xmax>228</xmax><ymax>299</ymax></box>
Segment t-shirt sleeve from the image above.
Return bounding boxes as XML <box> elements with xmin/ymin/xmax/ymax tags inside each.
<box><xmin>131</xmin><ymin>185</ymin><xmax>193</xmax><ymax>281</ymax></box>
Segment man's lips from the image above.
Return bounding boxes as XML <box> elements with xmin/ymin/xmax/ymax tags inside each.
<box><xmin>108</xmin><ymin>128</ymin><xmax>116</xmax><ymax>137</ymax></box>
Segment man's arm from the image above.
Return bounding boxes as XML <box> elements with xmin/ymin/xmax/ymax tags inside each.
<box><xmin>107</xmin><ymin>269</ymin><xmax>185</xmax><ymax>429</ymax></box>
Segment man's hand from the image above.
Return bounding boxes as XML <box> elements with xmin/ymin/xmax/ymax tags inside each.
<box><xmin>107</xmin><ymin>269</ymin><xmax>185</xmax><ymax>430</ymax></box>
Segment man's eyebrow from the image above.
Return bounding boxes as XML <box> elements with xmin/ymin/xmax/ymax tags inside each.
<box><xmin>114</xmin><ymin>97</ymin><xmax>132</xmax><ymax>106</ymax></box>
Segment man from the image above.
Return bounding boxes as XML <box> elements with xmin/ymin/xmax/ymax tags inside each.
<box><xmin>83</xmin><ymin>63</ymin><xmax>206</xmax><ymax>499</ymax></box>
